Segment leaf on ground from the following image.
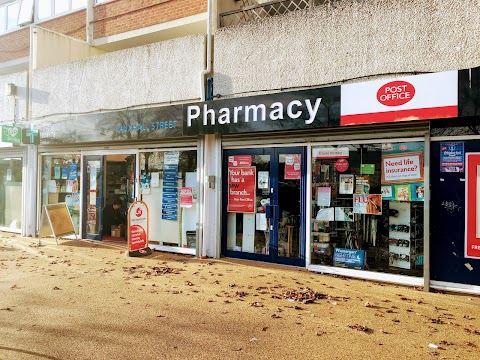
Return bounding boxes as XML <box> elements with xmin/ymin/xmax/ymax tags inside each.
<box><xmin>347</xmin><ymin>324</ymin><xmax>373</xmax><ymax>334</ymax></box>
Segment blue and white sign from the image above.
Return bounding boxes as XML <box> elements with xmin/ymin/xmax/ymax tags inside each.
<box><xmin>333</xmin><ymin>248</ymin><xmax>366</xmax><ymax>270</ymax></box>
<box><xmin>440</xmin><ymin>142</ymin><xmax>464</xmax><ymax>173</ymax></box>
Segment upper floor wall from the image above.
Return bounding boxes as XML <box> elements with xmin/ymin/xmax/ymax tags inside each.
<box><xmin>214</xmin><ymin>0</ymin><xmax>480</xmax><ymax>97</ymax></box>
<box><xmin>0</xmin><ymin>71</ymin><xmax>27</xmax><ymax>122</ymax></box>
<box><xmin>30</xmin><ymin>34</ymin><xmax>205</xmax><ymax>118</ymax></box>
<box><xmin>0</xmin><ymin>0</ymin><xmax>208</xmax><ymax>73</ymax></box>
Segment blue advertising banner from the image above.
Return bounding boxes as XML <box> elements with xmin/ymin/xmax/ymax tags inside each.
<box><xmin>333</xmin><ymin>248</ymin><xmax>366</xmax><ymax>270</ymax></box>
<box><xmin>162</xmin><ymin>203</ymin><xmax>177</xmax><ymax>209</ymax></box>
<box><xmin>163</xmin><ymin>188</ymin><xmax>178</xmax><ymax>194</ymax></box>
<box><xmin>164</xmin><ymin>173</ymin><xmax>178</xmax><ymax>181</ymax></box>
<box><xmin>162</xmin><ymin>209</ymin><xmax>177</xmax><ymax>216</ymax></box>
<box><xmin>163</xmin><ymin>181</ymin><xmax>177</xmax><ymax>187</ymax></box>
<box><xmin>440</xmin><ymin>142</ymin><xmax>465</xmax><ymax>172</ymax></box>
<box><xmin>162</xmin><ymin>197</ymin><xmax>178</xmax><ymax>204</ymax></box>
<box><xmin>162</xmin><ymin>215</ymin><xmax>178</xmax><ymax>221</ymax></box>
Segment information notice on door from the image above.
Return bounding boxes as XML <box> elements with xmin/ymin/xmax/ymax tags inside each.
<box><xmin>227</xmin><ymin>166</ymin><xmax>256</xmax><ymax>213</ymax></box>
<box><xmin>284</xmin><ymin>154</ymin><xmax>301</xmax><ymax>180</ymax></box>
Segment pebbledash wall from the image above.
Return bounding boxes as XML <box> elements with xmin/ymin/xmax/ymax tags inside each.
<box><xmin>214</xmin><ymin>0</ymin><xmax>480</xmax><ymax>98</ymax></box>
<box><xmin>30</xmin><ymin>34</ymin><xmax>205</xmax><ymax>118</ymax></box>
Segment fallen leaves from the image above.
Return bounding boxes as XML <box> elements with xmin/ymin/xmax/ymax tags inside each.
<box><xmin>347</xmin><ymin>324</ymin><xmax>373</xmax><ymax>334</ymax></box>
<box><xmin>282</xmin><ymin>288</ymin><xmax>326</xmax><ymax>304</ymax></box>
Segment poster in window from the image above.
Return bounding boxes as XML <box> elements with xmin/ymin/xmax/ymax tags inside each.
<box><xmin>382</xmin><ymin>151</ymin><xmax>424</xmax><ymax>184</ymax></box>
<box><xmin>227</xmin><ymin>166</ymin><xmax>256</xmax><ymax>213</ymax></box>
<box><xmin>353</xmin><ymin>194</ymin><xmax>382</xmax><ymax>215</ymax></box>
<box><xmin>339</xmin><ymin>174</ymin><xmax>354</xmax><ymax>194</ymax></box>
<box><xmin>258</xmin><ymin>171</ymin><xmax>269</xmax><ymax>189</ymax></box>
<box><xmin>284</xmin><ymin>154</ymin><xmax>301</xmax><ymax>180</ymax></box>
<box><xmin>355</xmin><ymin>175</ymin><xmax>370</xmax><ymax>194</ymax></box>
<box><xmin>395</xmin><ymin>185</ymin><xmax>411</xmax><ymax>202</ymax></box>
<box><xmin>317</xmin><ymin>187</ymin><xmax>331</xmax><ymax>207</ymax></box>
<box><xmin>69</xmin><ymin>163</ymin><xmax>78</xmax><ymax>180</ymax></box>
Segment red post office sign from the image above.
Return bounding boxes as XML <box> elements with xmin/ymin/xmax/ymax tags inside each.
<box><xmin>128</xmin><ymin>200</ymin><xmax>149</xmax><ymax>252</ymax></box>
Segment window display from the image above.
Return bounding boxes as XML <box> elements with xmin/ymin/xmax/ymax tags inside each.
<box><xmin>311</xmin><ymin>142</ymin><xmax>424</xmax><ymax>277</ymax></box>
<box><xmin>41</xmin><ymin>155</ymin><xmax>81</xmax><ymax>234</ymax></box>
<box><xmin>140</xmin><ymin>150</ymin><xmax>197</xmax><ymax>250</ymax></box>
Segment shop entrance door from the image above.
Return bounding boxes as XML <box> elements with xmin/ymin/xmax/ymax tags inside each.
<box><xmin>222</xmin><ymin>147</ymin><xmax>306</xmax><ymax>266</ymax></box>
<box><xmin>81</xmin><ymin>151</ymin><xmax>139</xmax><ymax>240</ymax></box>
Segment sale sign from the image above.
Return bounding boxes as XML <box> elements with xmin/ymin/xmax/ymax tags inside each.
<box><xmin>382</xmin><ymin>152</ymin><xmax>424</xmax><ymax>184</ymax></box>
<box><xmin>284</xmin><ymin>154</ymin><xmax>301</xmax><ymax>180</ymax></box>
<box><xmin>227</xmin><ymin>166</ymin><xmax>256</xmax><ymax>213</ymax></box>
<box><xmin>128</xmin><ymin>201</ymin><xmax>149</xmax><ymax>252</ymax></box>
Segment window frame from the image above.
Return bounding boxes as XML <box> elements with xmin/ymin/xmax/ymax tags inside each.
<box><xmin>0</xmin><ymin>0</ymin><xmax>20</xmax><ymax>34</ymax></box>
<box><xmin>34</xmin><ymin>0</ymin><xmax>87</xmax><ymax>23</ymax></box>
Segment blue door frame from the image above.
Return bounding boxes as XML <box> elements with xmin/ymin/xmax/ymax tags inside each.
<box><xmin>222</xmin><ymin>147</ymin><xmax>307</xmax><ymax>267</ymax></box>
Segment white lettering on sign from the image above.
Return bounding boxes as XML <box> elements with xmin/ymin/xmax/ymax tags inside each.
<box><xmin>187</xmin><ymin>98</ymin><xmax>322</xmax><ymax>127</ymax></box>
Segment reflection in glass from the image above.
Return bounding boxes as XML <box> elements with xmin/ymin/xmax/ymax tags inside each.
<box><xmin>311</xmin><ymin>142</ymin><xmax>424</xmax><ymax>277</ymax></box>
<box><xmin>0</xmin><ymin>157</ymin><xmax>23</xmax><ymax>230</ymax></box>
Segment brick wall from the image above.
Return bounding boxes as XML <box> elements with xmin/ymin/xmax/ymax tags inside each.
<box><xmin>38</xmin><ymin>10</ymin><xmax>87</xmax><ymax>41</ymax></box>
<box><xmin>93</xmin><ymin>0</ymin><xmax>207</xmax><ymax>39</ymax></box>
<box><xmin>0</xmin><ymin>28</ymin><xmax>30</xmax><ymax>63</ymax></box>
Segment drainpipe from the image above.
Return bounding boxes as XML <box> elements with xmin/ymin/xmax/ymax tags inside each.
<box><xmin>86</xmin><ymin>0</ymin><xmax>94</xmax><ymax>45</ymax></box>
<box><xmin>200</xmin><ymin>0</ymin><xmax>213</xmax><ymax>102</ymax></box>
<box><xmin>200</xmin><ymin>0</ymin><xmax>213</xmax><ymax>258</ymax></box>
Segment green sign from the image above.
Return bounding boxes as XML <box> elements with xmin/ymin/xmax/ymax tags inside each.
<box><xmin>1</xmin><ymin>126</ymin><xmax>22</xmax><ymax>144</ymax></box>
<box><xmin>22</xmin><ymin>128</ymin><xmax>40</xmax><ymax>145</ymax></box>
<box><xmin>360</xmin><ymin>164</ymin><xmax>375</xmax><ymax>175</ymax></box>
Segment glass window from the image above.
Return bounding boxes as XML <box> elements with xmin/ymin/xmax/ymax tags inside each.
<box><xmin>54</xmin><ymin>0</ymin><xmax>69</xmax><ymax>15</ymax></box>
<box><xmin>71</xmin><ymin>0</ymin><xmax>86</xmax><ymax>10</ymax></box>
<box><xmin>0</xmin><ymin>7</ymin><xmax>6</xmax><ymax>32</ymax></box>
<box><xmin>140</xmin><ymin>150</ymin><xmax>198</xmax><ymax>249</ymax></box>
<box><xmin>41</xmin><ymin>154</ymin><xmax>81</xmax><ymax>235</ymax></box>
<box><xmin>17</xmin><ymin>0</ymin><xmax>34</xmax><ymax>25</ymax></box>
<box><xmin>6</xmin><ymin>2</ymin><xmax>19</xmax><ymax>30</ymax></box>
<box><xmin>37</xmin><ymin>0</ymin><xmax>52</xmax><ymax>20</ymax></box>
<box><xmin>0</xmin><ymin>157</ymin><xmax>23</xmax><ymax>230</ymax></box>
<box><xmin>311</xmin><ymin>141</ymin><xmax>425</xmax><ymax>277</ymax></box>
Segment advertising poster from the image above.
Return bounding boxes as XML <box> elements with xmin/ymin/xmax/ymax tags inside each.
<box><xmin>128</xmin><ymin>201</ymin><xmax>149</xmax><ymax>252</ymax></box>
<box><xmin>333</xmin><ymin>248</ymin><xmax>365</xmax><ymax>269</ymax></box>
<box><xmin>353</xmin><ymin>194</ymin><xmax>382</xmax><ymax>215</ymax></box>
<box><xmin>381</xmin><ymin>185</ymin><xmax>394</xmax><ymax>200</ymax></box>
<box><xmin>339</xmin><ymin>174</ymin><xmax>354</xmax><ymax>194</ymax></box>
<box><xmin>164</xmin><ymin>151</ymin><xmax>180</xmax><ymax>165</ymax></box>
<box><xmin>335</xmin><ymin>207</ymin><xmax>354</xmax><ymax>222</ymax></box>
<box><xmin>69</xmin><ymin>163</ymin><xmax>77</xmax><ymax>180</ymax></box>
<box><xmin>317</xmin><ymin>187</ymin><xmax>331</xmax><ymax>207</ymax></box>
<box><xmin>410</xmin><ymin>183</ymin><xmax>425</xmax><ymax>201</ymax></box>
<box><xmin>395</xmin><ymin>185</ymin><xmax>411</xmax><ymax>202</ymax></box>
<box><xmin>360</xmin><ymin>164</ymin><xmax>375</xmax><ymax>175</ymax></box>
<box><xmin>335</xmin><ymin>158</ymin><xmax>349</xmax><ymax>172</ymax></box>
<box><xmin>464</xmin><ymin>153</ymin><xmax>480</xmax><ymax>259</ymax></box>
<box><xmin>355</xmin><ymin>175</ymin><xmax>370</xmax><ymax>194</ymax></box>
<box><xmin>382</xmin><ymin>151</ymin><xmax>424</xmax><ymax>184</ymax></box>
<box><xmin>316</xmin><ymin>207</ymin><xmax>334</xmax><ymax>221</ymax></box>
<box><xmin>440</xmin><ymin>142</ymin><xmax>465</xmax><ymax>173</ymax></box>
<box><xmin>284</xmin><ymin>154</ymin><xmax>301</xmax><ymax>180</ymax></box>
<box><xmin>258</xmin><ymin>171</ymin><xmax>269</xmax><ymax>189</ymax></box>
<box><xmin>227</xmin><ymin>166</ymin><xmax>256</xmax><ymax>213</ymax></box>
<box><xmin>228</xmin><ymin>155</ymin><xmax>252</xmax><ymax>167</ymax></box>
<box><xmin>179</xmin><ymin>187</ymin><xmax>193</xmax><ymax>208</ymax></box>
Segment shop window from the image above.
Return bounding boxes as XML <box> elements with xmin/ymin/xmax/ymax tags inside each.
<box><xmin>0</xmin><ymin>157</ymin><xmax>23</xmax><ymax>230</ymax></box>
<box><xmin>140</xmin><ymin>150</ymin><xmax>198</xmax><ymax>250</ymax></box>
<box><xmin>311</xmin><ymin>142</ymin><xmax>425</xmax><ymax>277</ymax></box>
<box><xmin>41</xmin><ymin>154</ymin><xmax>81</xmax><ymax>235</ymax></box>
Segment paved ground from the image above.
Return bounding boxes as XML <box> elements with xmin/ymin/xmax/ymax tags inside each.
<box><xmin>1</xmin><ymin>232</ymin><xmax>479</xmax><ymax>359</ymax></box>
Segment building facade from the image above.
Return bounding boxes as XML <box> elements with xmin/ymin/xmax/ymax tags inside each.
<box><xmin>1</xmin><ymin>0</ymin><xmax>480</xmax><ymax>294</ymax></box>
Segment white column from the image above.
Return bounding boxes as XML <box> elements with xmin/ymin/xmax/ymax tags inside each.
<box><xmin>22</xmin><ymin>144</ymin><xmax>38</xmax><ymax>237</ymax></box>
<box><xmin>202</xmin><ymin>133</ymin><xmax>221</xmax><ymax>258</ymax></box>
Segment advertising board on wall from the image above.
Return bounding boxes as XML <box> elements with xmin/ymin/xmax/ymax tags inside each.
<box><xmin>465</xmin><ymin>153</ymin><xmax>480</xmax><ymax>259</ymax></box>
<box><xmin>128</xmin><ymin>201</ymin><xmax>149</xmax><ymax>253</ymax></box>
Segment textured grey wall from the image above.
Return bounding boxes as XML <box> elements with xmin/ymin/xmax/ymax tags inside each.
<box><xmin>214</xmin><ymin>0</ymin><xmax>480</xmax><ymax>97</ymax></box>
<box><xmin>0</xmin><ymin>71</ymin><xmax>28</xmax><ymax>123</ymax></box>
<box><xmin>31</xmin><ymin>34</ymin><xmax>205</xmax><ymax>118</ymax></box>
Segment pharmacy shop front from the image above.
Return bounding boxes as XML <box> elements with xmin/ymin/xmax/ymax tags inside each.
<box><xmin>184</xmin><ymin>70</ymin><xmax>460</xmax><ymax>286</ymax></box>
<box><xmin>29</xmin><ymin>105</ymin><xmax>200</xmax><ymax>255</ymax></box>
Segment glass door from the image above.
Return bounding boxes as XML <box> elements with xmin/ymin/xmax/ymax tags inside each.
<box><xmin>222</xmin><ymin>147</ymin><xmax>306</xmax><ymax>266</ymax></box>
<box><xmin>83</xmin><ymin>155</ymin><xmax>103</xmax><ymax>240</ymax></box>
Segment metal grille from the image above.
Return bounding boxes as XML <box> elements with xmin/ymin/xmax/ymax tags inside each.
<box><xmin>220</xmin><ymin>0</ymin><xmax>335</xmax><ymax>28</ymax></box>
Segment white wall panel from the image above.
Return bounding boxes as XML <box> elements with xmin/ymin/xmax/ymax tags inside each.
<box><xmin>31</xmin><ymin>34</ymin><xmax>205</xmax><ymax>118</ymax></box>
<box><xmin>214</xmin><ymin>0</ymin><xmax>480</xmax><ymax>97</ymax></box>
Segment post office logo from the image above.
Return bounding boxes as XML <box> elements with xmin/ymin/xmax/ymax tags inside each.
<box><xmin>377</xmin><ymin>81</ymin><xmax>415</xmax><ymax>107</ymax></box>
